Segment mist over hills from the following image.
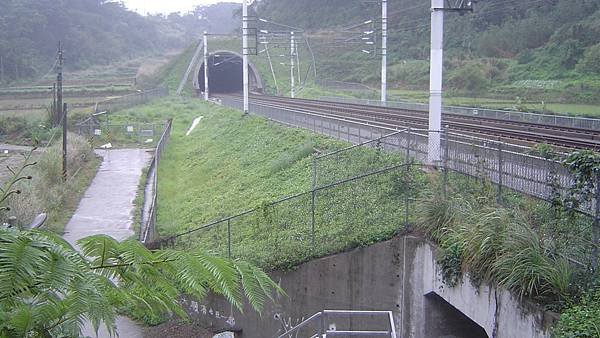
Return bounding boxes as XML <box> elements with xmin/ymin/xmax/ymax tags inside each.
<box><xmin>0</xmin><ymin>0</ymin><xmax>239</xmax><ymax>84</ymax></box>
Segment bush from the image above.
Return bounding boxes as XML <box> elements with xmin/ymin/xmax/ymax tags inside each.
<box><xmin>448</xmin><ymin>64</ymin><xmax>490</xmax><ymax>93</ymax></box>
<box><xmin>553</xmin><ymin>287</ymin><xmax>600</xmax><ymax>338</ymax></box>
<box><xmin>576</xmin><ymin>43</ymin><xmax>600</xmax><ymax>74</ymax></box>
<box><xmin>6</xmin><ymin>133</ymin><xmax>94</xmax><ymax>230</ymax></box>
<box><xmin>389</xmin><ymin>60</ymin><xmax>430</xmax><ymax>88</ymax></box>
<box><xmin>417</xmin><ymin>185</ymin><xmax>574</xmax><ymax>303</ymax></box>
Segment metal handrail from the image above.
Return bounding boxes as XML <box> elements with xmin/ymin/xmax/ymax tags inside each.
<box><xmin>276</xmin><ymin>310</ymin><xmax>396</xmax><ymax>338</ymax></box>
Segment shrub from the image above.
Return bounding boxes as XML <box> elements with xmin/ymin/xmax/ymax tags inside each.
<box><xmin>6</xmin><ymin>133</ymin><xmax>94</xmax><ymax>230</ymax></box>
<box><xmin>576</xmin><ymin>43</ymin><xmax>600</xmax><ymax>74</ymax></box>
<box><xmin>553</xmin><ymin>287</ymin><xmax>600</xmax><ymax>337</ymax></box>
<box><xmin>448</xmin><ymin>64</ymin><xmax>490</xmax><ymax>93</ymax></box>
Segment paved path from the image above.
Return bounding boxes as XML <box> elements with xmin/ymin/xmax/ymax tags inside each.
<box><xmin>63</xmin><ymin>148</ymin><xmax>151</xmax><ymax>338</ymax></box>
<box><xmin>0</xmin><ymin>143</ymin><xmax>34</xmax><ymax>153</ymax></box>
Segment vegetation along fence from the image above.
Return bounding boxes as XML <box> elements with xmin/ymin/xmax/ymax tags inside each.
<box><xmin>151</xmin><ymin>126</ymin><xmax>598</xmax><ymax>271</ymax></box>
<box><xmin>76</xmin><ymin>120</ymin><xmax>166</xmax><ymax>148</ymax></box>
<box><xmin>318</xmin><ymin>96</ymin><xmax>600</xmax><ymax>131</ymax></box>
<box><xmin>220</xmin><ymin>95</ymin><xmax>597</xmax><ymax>214</ymax></box>
<box><xmin>140</xmin><ymin>119</ymin><xmax>172</xmax><ymax>243</ymax></box>
<box><xmin>94</xmin><ymin>86</ymin><xmax>168</xmax><ymax>113</ymax></box>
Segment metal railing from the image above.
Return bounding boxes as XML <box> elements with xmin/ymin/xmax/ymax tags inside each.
<box><xmin>317</xmin><ymin>96</ymin><xmax>600</xmax><ymax>131</ymax></box>
<box><xmin>277</xmin><ymin>310</ymin><xmax>396</xmax><ymax>338</ymax></box>
<box><xmin>140</xmin><ymin>119</ymin><xmax>172</xmax><ymax>243</ymax></box>
<box><xmin>94</xmin><ymin>86</ymin><xmax>168</xmax><ymax>113</ymax></box>
<box><xmin>316</xmin><ymin>80</ymin><xmax>378</xmax><ymax>93</ymax></box>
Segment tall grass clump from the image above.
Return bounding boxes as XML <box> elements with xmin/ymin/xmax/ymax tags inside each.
<box><xmin>6</xmin><ymin>133</ymin><xmax>96</xmax><ymax>232</ymax></box>
<box><xmin>416</xmin><ymin>179</ymin><xmax>576</xmax><ymax>304</ymax></box>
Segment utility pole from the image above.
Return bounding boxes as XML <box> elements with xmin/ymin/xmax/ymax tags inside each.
<box><xmin>52</xmin><ymin>83</ymin><xmax>56</xmax><ymax>119</ymax></box>
<box><xmin>0</xmin><ymin>55</ymin><xmax>4</xmax><ymax>83</ymax></box>
<box><xmin>203</xmin><ymin>31</ymin><xmax>209</xmax><ymax>101</ymax></box>
<box><xmin>62</xmin><ymin>103</ymin><xmax>68</xmax><ymax>182</ymax></box>
<box><xmin>381</xmin><ymin>0</ymin><xmax>387</xmax><ymax>103</ymax></box>
<box><xmin>242</xmin><ymin>0</ymin><xmax>249</xmax><ymax>114</ymax></box>
<box><xmin>428</xmin><ymin>0</ymin><xmax>474</xmax><ymax>164</ymax></box>
<box><xmin>56</xmin><ymin>42</ymin><xmax>63</xmax><ymax>128</ymax></box>
<box><xmin>290</xmin><ymin>31</ymin><xmax>295</xmax><ymax>99</ymax></box>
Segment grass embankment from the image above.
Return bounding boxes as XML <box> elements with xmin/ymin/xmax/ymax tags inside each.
<box><xmin>100</xmin><ymin>93</ymin><xmax>597</xmax><ymax>335</ymax></box>
<box><xmin>149</xmin><ymin>99</ymin><xmax>334</xmax><ymax>232</ymax></box>
<box><xmin>2</xmin><ymin>134</ymin><xmax>100</xmax><ymax>233</ymax></box>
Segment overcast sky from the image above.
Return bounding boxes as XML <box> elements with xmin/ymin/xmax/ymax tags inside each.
<box><xmin>122</xmin><ymin>0</ymin><xmax>242</xmax><ymax>15</ymax></box>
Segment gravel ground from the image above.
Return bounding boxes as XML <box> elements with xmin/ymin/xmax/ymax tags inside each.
<box><xmin>143</xmin><ymin>320</ymin><xmax>213</xmax><ymax>338</ymax></box>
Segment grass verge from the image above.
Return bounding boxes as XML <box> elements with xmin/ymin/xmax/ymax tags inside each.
<box><xmin>2</xmin><ymin>133</ymin><xmax>100</xmax><ymax>233</ymax></box>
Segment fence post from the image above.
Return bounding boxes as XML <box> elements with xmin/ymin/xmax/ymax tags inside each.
<box><xmin>406</xmin><ymin>127</ymin><xmax>411</xmax><ymax>160</ymax></box>
<box><xmin>593</xmin><ymin>172</ymin><xmax>600</xmax><ymax>270</ymax></box>
<box><xmin>227</xmin><ymin>219</ymin><xmax>232</xmax><ymax>259</ymax></box>
<box><xmin>443</xmin><ymin>126</ymin><xmax>449</xmax><ymax>198</ymax></box>
<box><xmin>311</xmin><ymin>157</ymin><xmax>317</xmax><ymax>249</ymax></box>
<box><xmin>497</xmin><ymin>139</ymin><xmax>504</xmax><ymax>203</ymax></box>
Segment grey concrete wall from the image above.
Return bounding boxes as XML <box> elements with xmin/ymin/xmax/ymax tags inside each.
<box><xmin>184</xmin><ymin>236</ymin><xmax>557</xmax><ymax>338</ymax></box>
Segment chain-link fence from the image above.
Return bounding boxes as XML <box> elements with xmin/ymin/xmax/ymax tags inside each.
<box><xmin>140</xmin><ymin>119</ymin><xmax>173</xmax><ymax>243</ymax></box>
<box><xmin>318</xmin><ymin>96</ymin><xmax>600</xmax><ymax>131</ymax></box>
<box><xmin>150</xmin><ymin>127</ymin><xmax>598</xmax><ymax>269</ymax></box>
<box><xmin>219</xmin><ymin>96</ymin><xmax>597</xmax><ymax>216</ymax></box>
<box><xmin>151</xmin><ymin>131</ymin><xmax>421</xmax><ymax>268</ymax></box>
<box><xmin>75</xmin><ymin>119</ymin><xmax>165</xmax><ymax>148</ymax></box>
<box><xmin>94</xmin><ymin>86</ymin><xmax>168</xmax><ymax>113</ymax></box>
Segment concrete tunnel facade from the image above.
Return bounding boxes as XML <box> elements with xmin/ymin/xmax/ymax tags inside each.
<box><xmin>193</xmin><ymin>50</ymin><xmax>264</xmax><ymax>96</ymax></box>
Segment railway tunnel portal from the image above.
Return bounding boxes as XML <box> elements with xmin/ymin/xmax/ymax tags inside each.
<box><xmin>194</xmin><ymin>50</ymin><xmax>264</xmax><ymax>96</ymax></box>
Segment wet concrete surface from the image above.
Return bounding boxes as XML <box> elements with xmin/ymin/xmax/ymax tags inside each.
<box><xmin>63</xmin><ymin>149</ymin><xmax>150</xmax><ymax>244</ymax></box>
<box><xmin>62</xmin><ymin>148</ymin><xmax>151</xmax><ymax>338</ymax></box>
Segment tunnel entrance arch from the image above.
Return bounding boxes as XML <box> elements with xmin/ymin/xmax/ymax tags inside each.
<box><xmin>194</xmin><ymin>50</ymin><xmax>264</xmax><ymax>96</ymax></box>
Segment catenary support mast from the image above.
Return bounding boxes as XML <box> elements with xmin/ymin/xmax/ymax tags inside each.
<box><xmin>242</xmin><ymin>0</ymin><xmax>249</xmax><ymax>114</ymax></box>
<box><xmin>381</xmin><ymin>0</ymin><xmax>387</xmax><ymax>103</ymax></box>
<box><xmin>203</xmin><ymin>31</ymin><xmax>209</xmax><ymax>101</ymax></box>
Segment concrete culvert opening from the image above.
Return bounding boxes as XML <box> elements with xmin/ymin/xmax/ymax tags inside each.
<box><xmin>195</xmin><ymin>50</ymin><xmax>264</xmax><ymax>96</ymax></box>
<box><xmin>424</xmin><ymin>293</ymin><xmax>489</xmax><ymax>338</ymax></box>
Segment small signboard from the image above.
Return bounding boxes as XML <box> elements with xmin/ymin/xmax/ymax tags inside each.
<box><xmin>126</xmin><ymin>126</ymin><xmax>134</xmax><ymax>133</ymax></box>
<box><xmin>140</xmin><ymin>129</ymin><xmax>154</xmax><ymax>137</ymax></box>
<box><xmin>94</xmin><ymin>129</ymin><xmax>102</xmax><ymax>136</ymax></box>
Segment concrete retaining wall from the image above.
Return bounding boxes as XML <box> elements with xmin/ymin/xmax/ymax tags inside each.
<box><xmin>185</xmin><ymin>236</ymin><xmax>557</xmax><ymax>338</ymax></box>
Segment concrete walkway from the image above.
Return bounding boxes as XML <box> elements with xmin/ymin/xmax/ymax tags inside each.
<box><xmin>63</xmin><ymin>148</ymin><xmax>151</xmax><ymax>338</ymax></box>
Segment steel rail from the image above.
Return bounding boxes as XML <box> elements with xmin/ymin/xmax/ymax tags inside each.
<box><xmin>229</xmin><ymin>94</ymin><xmax>600</xmax><ymax>150</ymax></box>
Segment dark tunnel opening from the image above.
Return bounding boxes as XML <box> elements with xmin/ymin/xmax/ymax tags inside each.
<box><xmin>197</xmin><ymin>52</ymin><xmax>262</xmax><ymax>96</ymax></box>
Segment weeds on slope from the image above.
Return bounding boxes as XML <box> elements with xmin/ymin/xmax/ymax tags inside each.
<box><xmin>2</xmin><ymin>133</ymin><xmax>99</xmax><ymax>233</ymax></box>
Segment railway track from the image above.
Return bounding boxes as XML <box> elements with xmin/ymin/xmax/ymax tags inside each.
<box><xmin>221</xmin><ymin>94</ymin><xmax>600</xmax><ymax>151</ymax></box>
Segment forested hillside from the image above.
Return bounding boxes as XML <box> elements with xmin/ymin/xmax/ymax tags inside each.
<box><xmin>0</xmin><ymin>0</ymin><xmax>239</xmax><ymax>85</ymax></box>
<box><xmin>255</xmin><ymin>0</ymin><xmax>600</xmax><ymax>103</ymax></box>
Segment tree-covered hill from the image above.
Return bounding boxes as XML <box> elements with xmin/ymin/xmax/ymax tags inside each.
<box><xmin>0</xmin><ymin>0</ymin><xmax>239</xmax><ymax>85</ymax></box>
<box><xmin>254</xmin><ymin>0</ymin><xmax>600</xmax><ymax>103</ymax></box>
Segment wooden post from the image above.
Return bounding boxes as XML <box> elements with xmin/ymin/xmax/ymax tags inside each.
<box><xmin>62</xmin><ymin>103</ymin><xmax>68</xmax><ymax>182</ymax></box>
<box><xmin>56</xmin><ymin>42</ymin><xmax>63</xmax><ymax>127</ymax></box>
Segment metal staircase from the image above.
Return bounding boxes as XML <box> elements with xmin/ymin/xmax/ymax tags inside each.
<box><xmin>276</xmin><ymin>310</ymin><xmax>397</xmax><ymax>338</ymax></box>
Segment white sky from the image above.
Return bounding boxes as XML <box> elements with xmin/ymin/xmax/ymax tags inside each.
<box><xmin>122</xmin><ymin>0</ymin><xmax>242</xmax><ymax>15</ymax></box>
